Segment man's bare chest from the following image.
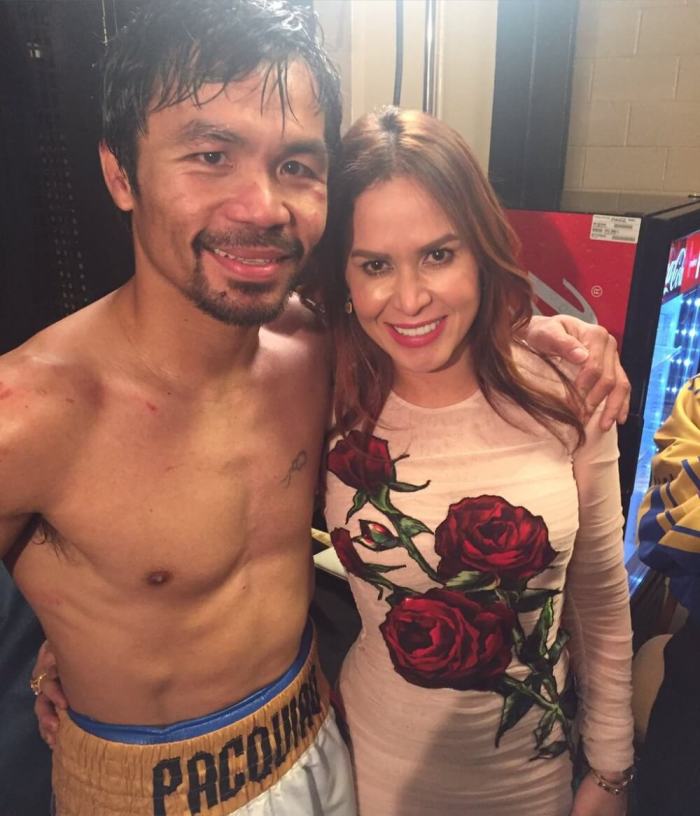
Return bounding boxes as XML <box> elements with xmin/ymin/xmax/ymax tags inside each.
<box><xmin>33</xmin><ymin>392</ymin><xmax>325</xmax><ymax>580</ymax></box>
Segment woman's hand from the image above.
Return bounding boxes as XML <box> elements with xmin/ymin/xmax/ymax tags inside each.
<box><xmin>570</xmin><ymin>772</ymin><xmax>628</xmax><ymax>816</ymax></box>
<box><xmin>524</xmin><ymin>315</ymin><xmax>630</xmax><ymax>430</ymax></box>
<box><xmin>31</xmin><ymin>640</ymin><xmax>67</xmax><ymax>749</ymax></box>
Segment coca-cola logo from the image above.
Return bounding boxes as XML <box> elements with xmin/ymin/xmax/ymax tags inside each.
<box><xmin>529</xmin><ymin>273</ymin><xmax>598</xmax><ymax>324</ymax></box>
<box><xmin>664</xmin><ymin>247</ymin><xmax>686</xmax><ymax>297</ymax></box>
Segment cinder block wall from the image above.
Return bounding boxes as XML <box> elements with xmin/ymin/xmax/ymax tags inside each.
<box><xmin>563</xmin><ymin>0</ymin><xmax>700</xmax><ymax>214</ymax></box>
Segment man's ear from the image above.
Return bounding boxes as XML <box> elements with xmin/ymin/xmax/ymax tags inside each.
<box><xmin>99</xmin><ymin>142</ymin><xmax>135</xmax><ymax>212</ymax></box>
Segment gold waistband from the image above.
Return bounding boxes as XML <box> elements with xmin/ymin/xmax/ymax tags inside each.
<box><xmin>52</xmin><ymin>640</ymin><xmax>329</xmax><ymax>816</ymax></box>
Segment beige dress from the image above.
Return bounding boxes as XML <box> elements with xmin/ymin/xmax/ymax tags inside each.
<box><xmin>324</xmin><ymin>355</ymin><xmax>633</xmax><ymax>816</ymax></box>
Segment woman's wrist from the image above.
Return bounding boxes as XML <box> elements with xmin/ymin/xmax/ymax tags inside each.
<box><xmin>589</xmin><ymin>766</ymin><xmax>635</xmax><ymax>795</ymax></box>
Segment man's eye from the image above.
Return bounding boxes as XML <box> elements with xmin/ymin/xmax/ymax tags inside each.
<box><xmin>281</xmin><ymin>160</ymin><xmax>314</xmax><ymax>179</ymax></box>
<box><xmin>197</xmin><ymin>152</ymin><xmax>225</xmax><ymax>166</ymax></box>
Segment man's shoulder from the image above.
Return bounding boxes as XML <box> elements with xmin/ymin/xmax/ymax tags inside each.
<box><xmin>261</xmin><ymin>294</ymin><xmax>330</xmax><ymax>365</ymax></box>
<box><xmin>0</xmin><ymin>330</ymin><xmax>102</xmax><ymax>438</ymax></box>
<box><xmin>0</xmin><ymin>337</ymin><xmax>101</xmax><ymax>515</ymax></box>
<box><xmin>265</xmin><ymin>293</ymin><xmax>327</xmax><ymax>339</ymax></box>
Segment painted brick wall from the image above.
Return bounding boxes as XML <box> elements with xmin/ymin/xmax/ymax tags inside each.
<box><xmin>563</xmin><ymin>0</ymin><xmax>700</xmax><ymax>214</ymax></box>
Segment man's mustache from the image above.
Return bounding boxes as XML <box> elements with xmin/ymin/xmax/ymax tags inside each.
<box><xmin>193</xmin><ymin>229</ymin><xmax>304</xmax><ymax>261</ymax></box>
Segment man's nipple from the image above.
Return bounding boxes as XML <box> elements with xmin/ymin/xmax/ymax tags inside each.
<box><xmin>145</xmin><ymin>570</ymin><xmax>172</xmax><ymax>587</ymax></box>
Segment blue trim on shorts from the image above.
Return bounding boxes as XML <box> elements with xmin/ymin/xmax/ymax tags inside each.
<box><xmin>68</xmin><ymin>621</ymin><xmax>313</xmax><ymax>745</ymax></box>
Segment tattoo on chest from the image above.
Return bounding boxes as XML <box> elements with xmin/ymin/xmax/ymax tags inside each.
<box><xmin>281</xmin><ymin>450</ymin><xmax>308</xmax><ymax>488</ymax></box>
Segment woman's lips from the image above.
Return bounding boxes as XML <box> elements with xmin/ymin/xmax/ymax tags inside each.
<box><xmin>206</xmin><ymin>247</ymin><xmax>292</xmax><ymax>282</ymax></box>
<box><xmin>387</xmin><ymin>317</ymin><xmax>446</xmax><ymax>347</ymax></box>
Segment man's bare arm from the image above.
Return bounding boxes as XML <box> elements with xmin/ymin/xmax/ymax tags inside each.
<box><xmin>0</xmin><ymin>350</ymin><xmax>86</xmax><ymax>559</ymax></box>
<box><xmin>523</xmin><ymin>315</ymin><xmax>630</xmax><ymax>430</ymax></box>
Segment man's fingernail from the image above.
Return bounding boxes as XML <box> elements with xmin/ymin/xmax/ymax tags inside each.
<box><xmin>570</xmin><ymin>346</ymin><xmax>589</xmax><ymax>363</ymax></box>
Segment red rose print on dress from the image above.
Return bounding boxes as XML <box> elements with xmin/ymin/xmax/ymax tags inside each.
<box><xmin>435</xmin><ymin>495</ymin><xmax>556</xmax><ymax>585</ymax></box>
<box><xmin>328</xmin><ymin>433</ymin><xmax>574</xmax><ymax>758</ymax></box>
<box><xmin>327</xmin><ymin>431</ymin><xmax>395</xmax><ymax>494</ymax></box>
<box><xmin>359</xmin><ymin>520</ymin><xmax>400</xmax><ymax>550</ymax></box>
<box><xmin>379</xmin><ymin>589</ymin><xmax>516</xmax><ymax>691</ymax></box>
<box><xmin>330</xmin><ymin>528</ymin><xmax>366</xmax><ymax>577</ymax></box>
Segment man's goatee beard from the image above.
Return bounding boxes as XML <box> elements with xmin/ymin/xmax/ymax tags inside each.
<box><xmin>189</xmin><ymin>266</ymin><xmax>301</xmax><ymax>326</ymax></box>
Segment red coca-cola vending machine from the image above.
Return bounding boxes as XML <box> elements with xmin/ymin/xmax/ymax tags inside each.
<box><xmin>507</xmin><ymin>201</ymin><xmax>700</xmax><ymax>603</ymax></box>
<box><xmin>506</xmin><ymin>209</ymin><xmax>639</xmax><ymax>348</ymax></box>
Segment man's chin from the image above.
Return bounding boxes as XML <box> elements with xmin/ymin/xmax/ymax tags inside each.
<box><xmin>187</xmin><ymin>261</ymin><xmax>301</xmax><ymax>327</ymax></box>
<box><xmin>191</xmin><ymin>289</ymin><xmax>291</xmax><ymax>327</ymax></box>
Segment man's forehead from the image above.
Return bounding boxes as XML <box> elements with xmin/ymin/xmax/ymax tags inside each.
<box><xmin>149</xmin><ymin>61</ymin><xmax>323</xmax><ymax>127</ymax></box>
<box><xmin>225</xmin><ymin>60</ymin><xmax>320</xmax><ymax>109</ymax></box>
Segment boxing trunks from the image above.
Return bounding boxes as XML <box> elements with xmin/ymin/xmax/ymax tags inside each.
<box><xmin>52</xmin><ymin>623</ymin><xmax>357</xmax><ymax>815</ymax></box>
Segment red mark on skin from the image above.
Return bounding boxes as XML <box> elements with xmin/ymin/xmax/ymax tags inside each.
<box><xmin>146</xmin><ymin>402</ymin><xmax>158</xmax><ymax>413</ymax></box>
<box><xmin>0</xmin><ymin>388</ymin><xmax>12</xmax><ymax>400</ymax></box>
<box><xmin>65</xmin><ymin>397</ymin><xmax>75</xmax><ymax>404</ymax></box>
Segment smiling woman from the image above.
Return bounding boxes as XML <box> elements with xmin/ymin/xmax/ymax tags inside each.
<box><xmin>318</xmin><ymin>107</ymin><xmax>634</xmax><ymax>816</ymax></box>
<box><xmin>321</xmin><ymin>107</ymin><xmax>583</xmax><ymax>444</ymax></box>
<box><xmin>344</xmin><ymin>176</ymin><xmax>481</xmax><ymax>405</ymax></box>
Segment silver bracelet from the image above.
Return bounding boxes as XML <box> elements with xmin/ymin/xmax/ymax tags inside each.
<box><xmin>590</xmin><ymin>766</ymin><xmax>635</xmax><ymax>796</ymax></box>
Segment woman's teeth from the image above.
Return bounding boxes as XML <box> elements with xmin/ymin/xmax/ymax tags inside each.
<box><xmin>393</xmin><ymin>319</ymin><xmax>442</xmax><ymax>337</ymax></box>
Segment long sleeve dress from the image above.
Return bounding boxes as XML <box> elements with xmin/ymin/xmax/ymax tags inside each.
<box><xmin>324</xmin><ymin>353</ymin><xmax>634</xmax><ymax>816</ymax></box>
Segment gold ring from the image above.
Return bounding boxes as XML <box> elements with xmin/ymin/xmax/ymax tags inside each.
<box><xmin>30</xmin><ymin>671</ymin><xmax>49</xmax><ymax>697</ymax></box>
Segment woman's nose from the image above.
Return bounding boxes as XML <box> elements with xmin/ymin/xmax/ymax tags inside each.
<box><xmin>392</xmin><ymin>269</ymin><xmax>431</xmax><ymax>315</ymax></box>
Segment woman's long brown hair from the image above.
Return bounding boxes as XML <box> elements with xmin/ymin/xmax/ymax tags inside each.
<box><xmin>310</xmin><ymin>107</ymin><xmax>584</xmax><ymax>447</ymax></box>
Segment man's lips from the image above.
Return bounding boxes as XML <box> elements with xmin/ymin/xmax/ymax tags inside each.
<box><xmin>387</xmin><ymin>317</ymin><xmax>446</xmax><ymax>347</ymax></box>
<box><xmin>206</xmin><ymin>246</ymin><xmax>294</xmax><ymax>281</ymax></box>
<box><xmin>212</xmin><ymin>246</ymin><xmax>290</xmax><ymax>263</ymax></box>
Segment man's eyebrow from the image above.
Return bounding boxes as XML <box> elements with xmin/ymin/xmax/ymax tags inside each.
<box><xmin>172</xmin><ymin>125</ymin><xmax>327</xmax><ymax>166</ymax></box>
<box><xmin>174</xmin><ymin>120</ymin><xmax>247</xmax><ymax>146</ymax></box>
<box><xmin>281</xmin><ymin>138</ymin><xmax>329</xmax><ymax>167</ymax></box>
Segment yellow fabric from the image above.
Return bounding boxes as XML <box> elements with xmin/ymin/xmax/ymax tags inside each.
<box><xmin>638</xmin><ymin>375</ymin><xmax>700</xmax><ymax>556</ymax></box>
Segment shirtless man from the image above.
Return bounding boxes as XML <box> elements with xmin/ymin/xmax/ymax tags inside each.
<box><xmin>3</xmin><ymin>2</ymin><xmax>353</xmax><ymax>814</ymax></box>
<box><xmin>5</xmin><ymin>1</ymin><xmax>628</xmax><ymax>814</ymax></box>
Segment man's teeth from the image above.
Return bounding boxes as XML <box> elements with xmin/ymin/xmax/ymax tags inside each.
<box><xmin>212</xmin><ymin>248</ymin><xmax>279</xmax><ymax>266</ymax></box>
<box><xmin>393</xmin><ymin>320</ymin><xmax>442</xmax><ymax>337</ymax></box>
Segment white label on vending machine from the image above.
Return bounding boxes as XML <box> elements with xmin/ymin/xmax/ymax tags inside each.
<box><xmin>589</xmin><ymin>214</ymin><xmax>641</xmax><ymax>243</ymax></box>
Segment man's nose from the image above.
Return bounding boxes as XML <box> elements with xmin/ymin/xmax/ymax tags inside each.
<box><xmin>219</xmin><ymin>174</ymin><xmax>292</xmax><ymax>229</ymax></box>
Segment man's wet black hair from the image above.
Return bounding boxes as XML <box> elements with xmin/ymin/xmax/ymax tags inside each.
<box><xmin>101</xmin><ymin>0</ymin><xmax>342</xmax><ymax>191</ymax></box>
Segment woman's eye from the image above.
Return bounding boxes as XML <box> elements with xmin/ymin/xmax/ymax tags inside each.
<box><xmin>281</xmin><ymin>160</ymin><xmax>314</xmax><ymax>179</ymax></box>
<box><xmin>362</xmin><ymin>259</ymin><xmax>387</xmax><ymax>275</ymax></box>
<box><xmin>427</xmin><ymin>248</ymin><xmax>453</xmax><ymax>264</ymax></box>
